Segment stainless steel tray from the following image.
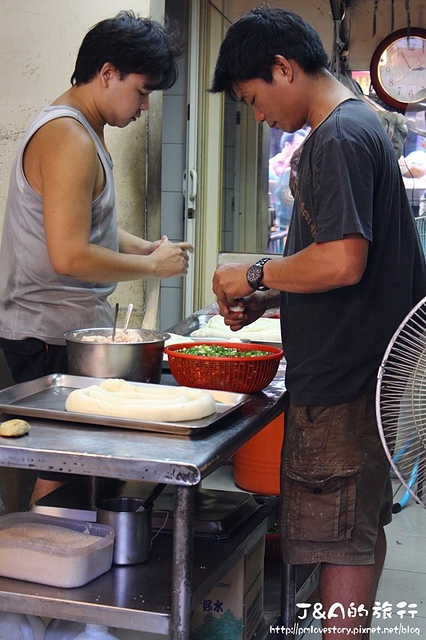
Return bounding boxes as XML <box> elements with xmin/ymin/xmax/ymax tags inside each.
<box><xmin>0</xmin><ymin>374</ymin><xmax>250</xmax><ymax>436</ymax></box>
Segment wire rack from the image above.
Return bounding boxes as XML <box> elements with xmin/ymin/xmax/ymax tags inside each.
<box><xmin>376</xmin><ymin>295</ymin><xmax>426</xmax><ymax>510</ymax></box>
<box><xmin>415</xmin><ymin>216</ymin><xmax>426</xmax><ymax>257</ymax></box>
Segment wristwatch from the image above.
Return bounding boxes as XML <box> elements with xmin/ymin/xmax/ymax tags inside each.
<box><xmin>246</xmin><ymin>257</ymin><xmax>271</xmax><ymax>291</ymax></box>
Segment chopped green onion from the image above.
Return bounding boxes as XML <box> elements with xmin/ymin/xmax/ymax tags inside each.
<box><xmin>174</xmin><ymin>345</ymin><xmax>269</xmax><ymax>358</ymax></box>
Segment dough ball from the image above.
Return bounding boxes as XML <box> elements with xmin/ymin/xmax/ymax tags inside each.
<box><xmin>0</xmin><ymin>419</ymin><xmax>31</xmax><ymax>437</ymax></box>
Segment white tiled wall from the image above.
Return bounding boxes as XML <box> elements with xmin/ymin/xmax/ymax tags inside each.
<box><xmin>160</xmin><ymin>0</ymin><xmax>188</xmax><ymax>330</ymax></box>
<box><xmin>222</xmin><ymin>99</ymin><xmax>238</xmax><ymax>253</ymax></box>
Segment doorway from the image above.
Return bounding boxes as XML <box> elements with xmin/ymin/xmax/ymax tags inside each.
<box><xmin>161</xmin><ymin>0</ymin><xmax>277</xmax><ymax>327</ymax></box>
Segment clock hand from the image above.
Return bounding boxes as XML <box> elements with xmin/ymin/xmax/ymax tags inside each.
<box><xmin>393</xmin><ymin>69</ymin><xmax>414</xmax><ymax>83</ymax></box>
<box><xmin>392</xmin><ymin>63</ymin><xmax>426</xmax><ymax>83</ymax></box>
<box><xmin>401</xmin><ymin>50</ymin><xmax>412</xmax><ymax>69</ymax></box>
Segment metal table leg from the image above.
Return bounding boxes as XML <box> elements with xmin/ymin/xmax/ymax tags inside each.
<box><xmin>170</xmin><ymin>485</ymin><xmax>196</xmax><ymax>640</ymax></box>
<box><xmin>281</xmin><ymin>563</ymin><xmax>296</xmax><ymax>639</ymax></box>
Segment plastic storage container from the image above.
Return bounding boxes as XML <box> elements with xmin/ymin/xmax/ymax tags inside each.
<box><xmin>74</xmin><ymin>624</ymin><xmax>118</xmax><ymax>639</ymax></box>
<box><xmin>0</xmin><ymin>612</ymin><xmax>36</xmax><ymax>640</ymax></box>
<box><xmin>0</xmin><ymin>512</ymin><xmax>115</xmax><ymax>588</ymax></box>
<box><xmin>27</xmin><ymin>616</ymin><xmax>45</xmax><ymax>640</ymax></box>
<box><xmin>234</xmin><ymin>413</ymin><xmax>284</xmax><ymax>495</ymax></box>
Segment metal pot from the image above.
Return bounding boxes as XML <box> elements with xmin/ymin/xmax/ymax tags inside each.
<box><xmin>64</xmin><ymin>328</ymin><xmax>169</xmax><ymax>383</ymax></box>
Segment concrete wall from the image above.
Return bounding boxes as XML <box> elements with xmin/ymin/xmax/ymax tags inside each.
<box><xmin>0</xmin><ymin>0</ymin><xmax>157</xmax><ymax>325</ymax></box>
<box><xmin>224</xmin><ymin>0</ymin><xmax>426</xmax><ymax>70</ymax></box>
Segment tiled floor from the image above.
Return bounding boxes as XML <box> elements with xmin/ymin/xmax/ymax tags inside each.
<box><xmin>293</xmin><ymin>492</ymin><xmax>426</xmax><ymax>638</ymax></box>
<box><xmin>204</xmin><ymin>465</ymin><xmax>426</xmax><ymax>639</ymax></box>
<box><xmin>375</xmin><ymin>491</ymin><xmax>426</xmax><ymax>631</ymax></box>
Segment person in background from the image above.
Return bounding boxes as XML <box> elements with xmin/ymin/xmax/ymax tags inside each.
<box><xmin>270</xmin><ymin>128</ymin><xmax>309</xmax><ymax>232</ymax></box>
<box><xmin>377</xmin><ymin>112</ymin><xmax>426</xmax><ymax>215</ymax></box>
<box><xmin>210</xmin><ymin>7</ymin><xmax>426</xmax><ymax>639</ymax></box>
<box><xmin>399</xmin><ymin>146</ymin><xmax>426</xmax><ymax>179</ymax></box>
<box><xmin>269</xmin><ymin>128</ymin><xmax>308</xmax><ymax>181</ymax></box>
<box><xmin>375</xmin><ymin>110</ymin><xmax>408</xmax><ymax>160</ymax></box>
<box><xmin>0</xmin><ymin>11</ymin><xmax>193</xmax><ymax>504</ymax></box>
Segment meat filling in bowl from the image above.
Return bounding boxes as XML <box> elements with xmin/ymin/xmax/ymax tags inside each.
<box><xmin>81</xmin><ymin>329</ymin><xmax>143</xmax><ymax>343</ymax></box>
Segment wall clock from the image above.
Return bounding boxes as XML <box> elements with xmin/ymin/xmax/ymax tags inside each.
<box><xmin>370</xmin><ymin>28</ymin><xmax>426</xmax><ymax>111</ymax></box>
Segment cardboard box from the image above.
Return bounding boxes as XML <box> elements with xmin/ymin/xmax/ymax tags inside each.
<box><xmin>191</xmin><ymin>535</ymin><xmax>265</xmax><ymax>640</ymax></box>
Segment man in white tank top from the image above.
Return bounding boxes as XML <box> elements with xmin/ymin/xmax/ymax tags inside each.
<box><xmin>0</xmin><ymin>11</ymin><xmax>193</xmax><ymax>503</ymax></box>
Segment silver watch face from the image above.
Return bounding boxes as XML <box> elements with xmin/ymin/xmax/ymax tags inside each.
<box><xmin>247</xmin><ymin>264</ymin><xmax>263</xmax><ymax>289</ymax></box>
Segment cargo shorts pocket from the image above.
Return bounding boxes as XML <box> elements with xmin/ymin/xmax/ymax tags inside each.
<box><xmin>281</xmin><ymin>468</ymin><xmax>357</xmax><ymax>543</ymax></box>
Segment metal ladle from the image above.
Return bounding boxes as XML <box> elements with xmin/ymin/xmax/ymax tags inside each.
<box><xmin>112</xmin><ymin>302</ymin><xmax>119</xmax><ymax>342</ymax></box>
<box><xmin>136</xmin><ymin>482</ymin><xmax>166</xmax><ymax>511</ymax></box>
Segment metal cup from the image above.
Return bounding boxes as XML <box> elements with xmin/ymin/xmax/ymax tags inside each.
<box><xmin>96</xmin><ymin>497</ymin><xmax>152</xmax><ymax>565</ymax></box>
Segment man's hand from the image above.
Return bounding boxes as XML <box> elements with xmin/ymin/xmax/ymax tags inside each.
<box><xmin>148</xmin><ymin>235</ymin><xmax>194</xmax><ymax>256</ymax></box>
<box><xmin>148</xmin><ymin>236</ymin><xmax>193</xmax><ymax>277</ymax></box>
<box><xmin>217</xmin><ymin>293</ymin><xmax>270</xmax><ymax>331</ymax></box>
<box><xmin>213</xmin><ymin>262</ymin><xmax>274</xmax><ymax>332</ymax></box>
<box><xmin>212</xmin><ymin>262</ymin><xmax>253</xmax><ymax>307</ymax></box>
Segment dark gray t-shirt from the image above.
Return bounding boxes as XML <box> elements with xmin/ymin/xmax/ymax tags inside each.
<box><xmin>281</xmin><ymin>99</ymin><xmax>426</xmax><ymax>405</ymax></box>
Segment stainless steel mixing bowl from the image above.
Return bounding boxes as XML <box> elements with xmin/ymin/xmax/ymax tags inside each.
<box><xmin>64</xmin><ymin>328</ymin><xmax>169</xmax><ymax>383</ymax></box>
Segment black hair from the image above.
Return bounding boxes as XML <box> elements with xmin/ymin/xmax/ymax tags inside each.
<box><xmin>71</xmin><ymin>10</ymin><xmax>182</xmax><ymax>90</ymax></box>
<box><xmin>210</xmin><ymin>7</ymin><xmax>329</xmax><ymax>100</ymax></box>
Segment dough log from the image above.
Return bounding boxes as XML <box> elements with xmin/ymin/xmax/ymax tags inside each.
<box><xmin>190</xmin><ymin>314</ymin><xmax>281</xmax><ymax>342</ymax></box>
<box><xmin>65</xmin><ymin>379</ymin><xmax>217</xmax><ymax>422</ymax></box>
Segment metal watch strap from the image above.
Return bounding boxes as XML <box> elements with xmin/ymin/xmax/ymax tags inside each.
<box><xmin>256</xmin><ymin>257</ymin><xmax>271</xmax><ymax>290</ymax></box>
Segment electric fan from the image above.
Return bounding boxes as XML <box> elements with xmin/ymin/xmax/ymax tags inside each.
<box><xmin>376</xmin><ymin>295</ymin><xmax>426</xmax><ymax>512</ymax></box>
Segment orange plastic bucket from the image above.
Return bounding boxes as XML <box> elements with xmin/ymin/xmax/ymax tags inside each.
<box><xmin>234</xmin><ymin>413</ymin><xmax>284</xmax><ymax>495</ymax></box>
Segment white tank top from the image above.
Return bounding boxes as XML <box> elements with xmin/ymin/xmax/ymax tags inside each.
<box><xmin>0</xmin><ymin>105</ymin><xmax>119</xmax><ymax>345</ymax></box>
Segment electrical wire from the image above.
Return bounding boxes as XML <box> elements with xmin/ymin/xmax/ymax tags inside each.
<box><xmin>208</xmin><ymin>1</ymin><xmax>232</xmax><ymax>25</ymax></box>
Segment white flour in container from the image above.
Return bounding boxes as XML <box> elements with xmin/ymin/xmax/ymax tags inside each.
<box><xmin>0</xmin><ymin>518</ymin><xmax>113</xmax><ymax>588</ymax></box>
<box><xmin>0</xmin><ymin>522</ymin><xmax>98</xmax><ymax>548</ymax></box>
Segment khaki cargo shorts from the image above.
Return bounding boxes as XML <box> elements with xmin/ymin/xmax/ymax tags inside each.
<box><xmin>280</xmin><ymin>391</ymin><xmax>392</xmax><ymax>565</ymax></box>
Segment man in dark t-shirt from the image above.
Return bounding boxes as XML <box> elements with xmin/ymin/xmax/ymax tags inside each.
<box><xmin>210</xmin><ymin>7</ymin><xmax>426</xmax><ymax>639</ymax></box>
<box><xmin>282</xmin><ymin>99</ymin><xmax>425</xmax><ymax>405</ymax></box>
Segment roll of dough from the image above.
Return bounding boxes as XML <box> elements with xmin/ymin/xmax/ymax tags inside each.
<box><xmin>190</xmin><ymin>315</ymin><xmax>281</xmax><ymax>342</ymax></box>
<box><xmin>65</xmin><ymin>379</ymin><xmax>216</xmax><ymax>422</ymax></box>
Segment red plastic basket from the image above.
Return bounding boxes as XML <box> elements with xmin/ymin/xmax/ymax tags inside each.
<box><xmin>163</xmin><ymin>342</ymin><xmax>283</xmax><ymax>393</ymax></box>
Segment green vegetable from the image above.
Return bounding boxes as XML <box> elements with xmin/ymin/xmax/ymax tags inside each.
<box><xmin>175</xmin><ymin>344</ymin><xmax>269</xmax><ymax>358</ymax></box>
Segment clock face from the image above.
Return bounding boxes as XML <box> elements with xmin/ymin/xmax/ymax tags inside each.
<box><xmin>370</xmin><ymin>28</ymin><xmax>426</xmax><ymax>110</ymax></box>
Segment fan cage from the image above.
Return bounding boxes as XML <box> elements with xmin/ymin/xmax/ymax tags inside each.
<box><xmin>415</xmin><ymin>216</ymin><xmax>426</xmax><ymax>255</ymax></box>
<box><xmin>376</xmin><ymin>294</ymin><xmax>426</xmax><ymax>509</ymax></box>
